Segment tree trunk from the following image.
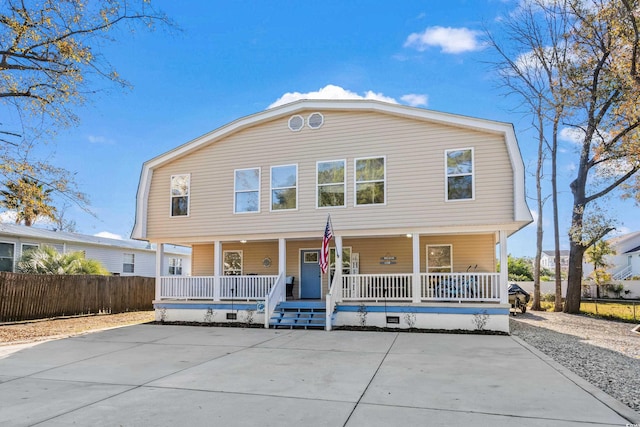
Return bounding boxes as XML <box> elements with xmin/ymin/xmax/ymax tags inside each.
<box><xmin>532</xmin><ymin>108</ymin><xmax>545</xmax><ymax>311</ymax></box>
<box><xmin>566</xmin><ymin>239</ymin><xmax>586</xmax><ymax>313</ymax></box>
<box><xmin>552</xmin><ymin>119</ymin><xmax>562</xmax><ymax>312</ymax></box>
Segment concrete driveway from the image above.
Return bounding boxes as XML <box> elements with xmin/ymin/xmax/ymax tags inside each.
<box><xmin>0</xmin><ymin>325</ymin><xmax>637</xmax><ymax>426</ymax></box>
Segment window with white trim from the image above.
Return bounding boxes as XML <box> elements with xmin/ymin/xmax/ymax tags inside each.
<box><xmin>317</xmin><ymin>160</ymin><xmax>346</xmax><ymax>208</ymax></box>
<box><xmin>446</xmin><ymin>148</ymin><xmax>474</xmax><ymax>200</ymax></box>
<box><xmin>0</xmin><ymin>242</ymin><xmax>15</xmax><ymax>272</ymax></box>
<box><xmin>168</xmin><ymin>257</ymin><xmax>183</xmax><ymax>275</ymax></box>
<box><xmin>170</xmin><ymin>174</ymin><xmax>190</xmax><ymax>216</ymax></box>
<box><xmin>426</xmin><ymin>245</ymin><xmax>452</xmax><ymax>273</ymax></box>
<box><xmin>223</xmin><ymin>250</ymin><xmax>243</xmax><ymax>275</ymax></box>
<box><xmin>234</xmin><ymin>168</ymin><xmax>260</xmax><ymax>213</ymax></box>
<box><xmin>355</xmin><ymin>157</ymin><xmax>385</xmax><ymax>205</ymax></box>
<box><xmin>271</xmin><ymin>164</ymin><xmax>297</xmax><ymax>210</ymax></box>
<box><xmin>123</xmin><ymin>253</ymin><xmax>135</xmax><ymax>273</ymax></box>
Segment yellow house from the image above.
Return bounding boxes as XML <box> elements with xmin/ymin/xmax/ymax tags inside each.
<box><xmin>132</xmin><ymin>100</ymin><xmax>532</xmax><ymax>332</ymax></box>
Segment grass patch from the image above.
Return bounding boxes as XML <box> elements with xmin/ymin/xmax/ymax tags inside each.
<box><xmin>533</xmin><ymin>300</ymin><xmax>640</xmax><ymax>323</ymax></box>
<box><xmin>579</xmin><ymin>301</ymin><xmax>640</xmax><ymax>323</ymax></box>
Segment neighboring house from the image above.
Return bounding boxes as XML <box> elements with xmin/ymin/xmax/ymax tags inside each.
<box><xmin>132</xmin><ymin>100</ymin><xmax>532</xmax><ymax>332</ymax></box>
<box><xmin>583</xmin><ymin>231</ymin><xmax>640</xmax><ymax>280</ymax></box>
<box><xmin>540</xmin><ymin>250</ymin><xmax>570</xmax><ymax>274</ymax></box>
<box><xmin>0</xmin><ymin>223</ymin><xmax>191</xmax><ymax>277</ymax></box>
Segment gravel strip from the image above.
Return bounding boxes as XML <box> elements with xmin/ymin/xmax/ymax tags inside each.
<box><xmin>0</xmin><ymin>311</ymin><xmax>155</xmax><ymax>344</ymax></box>
<box><xmin>510</xmin><ymin>311</ymin><xmax>640</xmax><ymax>413</ymax></box>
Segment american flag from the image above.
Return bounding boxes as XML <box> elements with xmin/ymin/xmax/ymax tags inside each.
<box><xmin>319</xmin><ymin>216</ymin><xmax>333</xmax><ymax>274</ymax></box>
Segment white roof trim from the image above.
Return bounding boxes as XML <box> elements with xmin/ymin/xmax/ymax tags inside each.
<box><xmin>132</xmin><ymin>99</ymin><xmax>533</xmax><ymax>239</ymax></box>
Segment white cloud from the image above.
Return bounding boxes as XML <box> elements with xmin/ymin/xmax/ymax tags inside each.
<box><xmin>94</xmin><ymin>231</ymin><xmax>123</xmax><ymax>240</ymax></box>
<box><xmin>559</xmin><ymin>127</ymin><xmax>584</xmax><ymax>144</ymax></box>
<box><xmin>0</xmin><ymin>211</ymin><xmax>55</xmax><ymax>227</ymax></box>
<box><xmin>400</xmin><ymin>93</ymin><xmax>429</xmax><ymax>107</ymax></box>
<box><xmin>404</xmin><ymin>26</ymin><xmax>484</xmax><ymax>54</ymax></box>
<box><xmin>0</xmin><ymin>211</ymin><xmax>17</xmax><ymax>223</ymax></box>
<box><xmin>88</xmin><ymin>135</ymin><xmax>115</xmax><ymax>145</ymax></box>
<box><xmin>268</xmin><ymin>85</ymin><xmax>398</xmax><ymax>109</ymax></box>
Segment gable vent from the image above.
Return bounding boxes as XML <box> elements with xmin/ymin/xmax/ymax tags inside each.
<box><xmin>288</xmin><ymin>115</ymin><xmax>304</xmax><ymax>132</ymax></box>
<box><xmin>307</xmin><ymin>112</ymin><xmax>324</xmax><ymax>129</ymax></box>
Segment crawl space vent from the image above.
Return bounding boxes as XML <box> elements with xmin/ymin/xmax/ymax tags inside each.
<box><xmin>307</xmin><ymin>112</ymin><xmax>324</xmax><ymax>129</ymax></box>
<box><xmin>288</xmin><ymin>115</ymin><xmax>304</xmax><ymax>132</ymax></box>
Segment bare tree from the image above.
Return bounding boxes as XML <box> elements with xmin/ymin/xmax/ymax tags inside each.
<box><xmin>487</xmin><ymin>0</ymin><xmax>572</xmax><ymax>310</ymax></box>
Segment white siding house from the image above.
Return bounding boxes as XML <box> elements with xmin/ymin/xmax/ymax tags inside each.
<box><xmin>582</xmin><ymin>231</ymin><xmax>640</xmax><ymax>280</ymax></box>
<box><xmin>0</xmin><ymin>223</ymin><xmax>191</xmax><ymax>277</ymax></box>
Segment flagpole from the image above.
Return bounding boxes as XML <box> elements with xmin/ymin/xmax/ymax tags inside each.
<box><xmin>328</xmin><ymin>214</ymin><xmax>338</xmax><ymax>259</ymax></box>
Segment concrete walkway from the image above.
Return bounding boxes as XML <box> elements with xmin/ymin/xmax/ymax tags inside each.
<box><xmin>0</xmin><ymin>325</ymin><xmax>637</xmax><ymax>426</ymax></box>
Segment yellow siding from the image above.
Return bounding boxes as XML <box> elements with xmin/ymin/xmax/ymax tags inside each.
<box><xmin>146</xmin><ymin>110</ymin><xmax>514</xmax><ymax>240</ymax></box>
<box><xmin>191</xmin><ymin>244</ymin><xmax>213</xmax><ymax>276</ymax></box>
<box><xmin>189</xmin><ymin>235</ymin><xmax>495</xmax><ymax>295</ymax></box>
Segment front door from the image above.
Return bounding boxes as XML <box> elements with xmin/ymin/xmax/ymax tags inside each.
<box><xmin>300</xmin><ymin>250</ymin><xmax>321</xmax><ymax>299</ymax></box>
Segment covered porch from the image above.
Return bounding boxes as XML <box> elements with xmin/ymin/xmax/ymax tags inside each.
<box><xmin>152</xmin><ymin>230</ymin><xmax>511</xmax><ymax>332</ymax></box>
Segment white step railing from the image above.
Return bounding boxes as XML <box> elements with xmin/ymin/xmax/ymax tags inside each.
<box><xmin>421</xmin><ymin>273</ymin><xmax>500</xmax><ymax>301</ymax></box>
<box><xmin>342</xmin><ymin>274</ymin><xmax>413</xmax><ymax>301</ymax></box>
<box><xmin>612</xmin><ymin>265</ymin><xmax>633</xmax><ymax>280</ymax></box>
<box><xmin>264</xmin><ymin>272</ymin><xmax>285</xmax><ymax>328</ymax></box>
<box><xmin>325</xmin><ymin>268</ymin><xmax>342</xmax><ymax>331</ymax></box>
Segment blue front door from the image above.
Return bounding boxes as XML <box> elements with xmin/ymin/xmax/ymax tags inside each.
<box><xmin>300</xmin><ymin>250</ymin><xmax>321</xmax><ymax>299</ymax></box>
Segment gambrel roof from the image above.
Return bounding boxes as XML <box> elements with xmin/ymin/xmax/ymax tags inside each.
<box><xmin>132</xmin><ymin>99</ymin><xmax>532</xmax><ymax>240</ymax></box>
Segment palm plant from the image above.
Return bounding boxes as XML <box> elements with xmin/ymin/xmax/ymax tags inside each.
<box><xmin>17</xmin><ymin>246</ymin><xmax>110</xmax><ymax>275</ymax></box>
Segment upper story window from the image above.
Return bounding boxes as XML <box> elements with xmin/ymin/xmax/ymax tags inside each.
<box><xmin>271</xmin><ymin>164</ymin><xmax>297</xmax><ymax>211</ymax></box>
<box><xmin>234</xmin><ymin>168</ymin><xmax>260</xmax><ymax>213</ymax></box>
<box><xmin>0</xmin><ymin>242</ymin><xmax>15</xmax><ymax>272</ymax></box>
<box><xmin>446</xmin><ymin>148</ymin><xmax>474</xmax><ymax>201</ymax></box>
<box><xmin>426</xmin><ymin>244</ymin><xmax>452</xmax><ymax>273</ymax></box>
<box><xmin>169</xmin><ymin>257</ymin><xmax>183</xmax><ymax>275</ymax></box>
<box><xmin>170</xmin><ymin>174</ymin><xmax>190</xmax><ymax>216</ymax></box>
<box><xmin>223</xmin><ymin>250</ymin><xmax>242</xmax><ymax>275</ymax></box>
<box><xmin>123</xmin><ymin>253</ymin><xmax>135</xmax><ymax>273</ymax></box>
<box><xmin>355</xmin><ymin>156</ymin><xmax>386</xmax><ymax>206</ymax></box>
<box><xmin>317</xmin><ymin>160</ymin><xmax>346</xmax><ymax>208</ymax></box>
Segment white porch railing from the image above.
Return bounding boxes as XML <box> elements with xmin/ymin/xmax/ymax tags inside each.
<box><xmin>159</xmin><ymin>275</ymin><xmax>277</xmax><ymax>301</ymax></box>
<box><xmin>219</xmin><ymin>275</ymin><xmax>278</xmax><ymax>300</ymax></box>
<box><xmin>421</xmin><ymin>273</ymin><xmax>500</xmax><ymax>301</ymax></box>
<box><xmin>342</xmin><ymin>274</ymin><xmax>413</xmax><ymax>301</ymax></box>
<box><xmin>338</xmin><ymin>273</ymin><xmax>501</xmax><ymax>302</ymax></box>
<box><xmin>160</xmin><ymin>272</ymin><xmax>501</xmax><ymax>303</ymax></box>
<box><xmin>160</xmin><ymin>276</ymin><xmax>216</xmax><ymax>300</ymax></box>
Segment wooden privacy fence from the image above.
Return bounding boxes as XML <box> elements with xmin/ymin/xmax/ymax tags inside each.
<box><xmin>0</xmin><ymin>272</ymin><xmax>155</xmax><ymax>322</ymax></box>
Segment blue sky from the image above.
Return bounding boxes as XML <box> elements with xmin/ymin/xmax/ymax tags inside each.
<box><xmin>4</xmin><ymin>0</ymin><xmax>639</xmax><ymax>256</ymax></box>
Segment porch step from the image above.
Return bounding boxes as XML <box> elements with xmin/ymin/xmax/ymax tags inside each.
<box><xmin>269</xmin><ymin>301</ymin><xmax>327</xmax><ymax>329</ymax></box>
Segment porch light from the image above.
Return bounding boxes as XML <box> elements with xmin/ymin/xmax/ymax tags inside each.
<box><xmin>240</xmin><ymin>240</ymin><xmax>247</xmax><ymax>244</ymax></box>
<box><xmin>406</xmin><ymin>234</ymin><xmax>412</xmax><ymax>238</ymax></box>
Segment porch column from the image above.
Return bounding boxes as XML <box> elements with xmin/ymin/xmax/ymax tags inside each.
<box><xmin>499</xmin><ymin>230</ymin><xmax>508</xmax><ymax>304</ymax></box>
<box><xmin>412</xmin><ymin>233</ymin><xmax>421</xmax><ymax>303</ymax></box>
<box><xmin>278</xmin><ymin>238</ymin><xmax>286</xmax><ymax>276</ymax></box>
<box><xmin>155</xmin><ymin>243</ymin><xmax>164</xmax><ymax>301</ymax></box>
<box><xmin>334</xmin><ymin>235</ymin><xmax>343</xmax><ymax>300</ymax></box>
<box><xmin>213</xmin><ymin>240</ymin><xmax>222</xmax><ymax>301</ymax></box>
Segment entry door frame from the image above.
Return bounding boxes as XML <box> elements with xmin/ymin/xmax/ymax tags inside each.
<box><xmin>299</xmin><ymin>248</ymin><xmax>322</xmax><ymax>299</ymax></box>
